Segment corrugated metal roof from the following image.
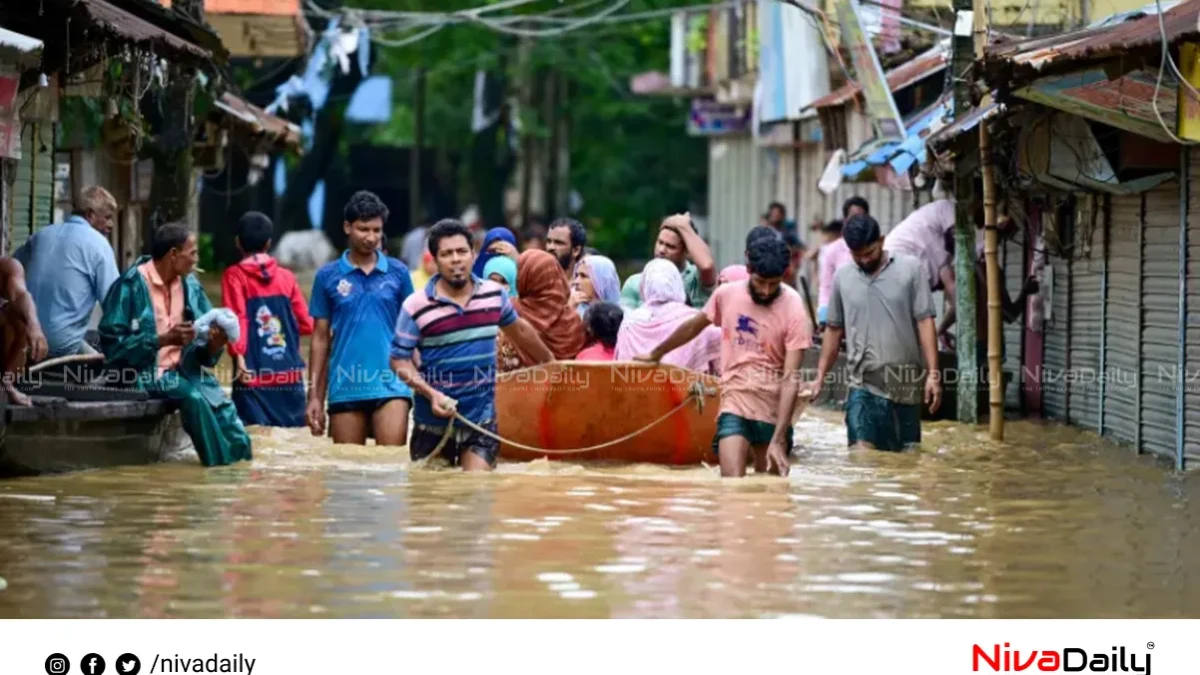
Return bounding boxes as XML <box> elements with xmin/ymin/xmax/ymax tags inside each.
<box><xmin>161</xmin><ymin>0</ymin><xmax>300</xmax><ymax>16</ymax></box>
<box><xmin>927</xmin><ymin>100</ymin><xmax>1001</xmax><ymax>148</ymax></box>
<box><xmin>75</xmin><ymin>0</ymin><xmax>211</xmax><ymax>60</ymax></box>
<box><xmin>0</xmin><ymin>27</ymin><xmax>43</xmax><ymax>70</ymax></box>
<box><xmin>803</xmin><ymin>45</ymin><xmax>947</xmax><ymax>111</ymax></box>
<box><xmin>842</xmin><ymin>95</ymin><xmax>952</xmax><ymax>176</ymax></box>
<box><xmin>986</xmin><ymin>0</ymin><xmax>1200</xmax><ymax>76</ymax></box>
<box><xmin>214</xmin><ymin>92</ymin><xmax>301</xmax><ymax>148</ymax></box>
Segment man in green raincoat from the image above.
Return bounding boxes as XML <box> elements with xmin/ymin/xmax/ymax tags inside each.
<box><xmin>99</xmin><ymin>222</ymin><xmax>252</xmax><ymax>467</ymax></box>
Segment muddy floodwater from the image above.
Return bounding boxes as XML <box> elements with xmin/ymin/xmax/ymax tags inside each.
<box><xmin>1</xmin><ymin>409</ymin><xmax>1198</xmax><ymax>618</ymax></box>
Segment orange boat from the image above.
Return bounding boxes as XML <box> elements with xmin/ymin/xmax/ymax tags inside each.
<box><xmin>495</xmin><ymin>361</ymin><xmax>721</xmax><ymax>465</ymax></box>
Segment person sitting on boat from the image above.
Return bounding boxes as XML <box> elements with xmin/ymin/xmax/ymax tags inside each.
<box><xmin>496</xmin><ymin>250</ymin><xmax>586</xmax><ymax>373</ymax></box>
<box><xmin>620</xmin><ymin>213</ymin><xmax>716</xmax><ymax>310</ymax></box>
<box><xmin>391</xmin><ymin>218</ymin><xmax>554</xmax><ymax>471</ymax></box>
<box><xmin>99</xmin><ymin>222</ymin><xmax>252</xmax><ymax>467</ymax></box>
<box><xmin>482</xmin><ymin>255</ymin><xmax>518</xmax><ymax>298</ymax></box>
<box><xmin>221</xmin><ymin>212</ymin><xmax>314</xmax><ymax>428</ymax></box>
<box><xmin>0</xmin><ymin>257</ymin><xmax>48</xmax><ymax>406</ymax></box>
<box><xmin>14</xmin><ymin>185</ymin><xmax>120</xmax><ymax>358</ymax></box>
<box><xmin>545</xmin><ymin>217</ymin><xmax>587</xmax><ymax>276</ymax></box>
<box><xmin>569</xmin><ymin>254</ymin><xmax>621</xmax><ymax>319</ymax></box>
<box><xmin>473</xmin><ymin>227</ymin><xmax>520</xmax><ymax>280</ymax></box>
<box><xmin>635</xmin><ymin>230</ymin><xmax>811</xmax><ymax>478</ymax></box>
<box><xmin>718</xmin><ymin>264</ymin><xmax>749</xmax><ymax>286</ymax></box>
<box><xmin>577</xmin><ymin>301</ymin><xmax>623</xmax><ymax>361</ymax></box>
<box><xmin>615</xmin><ymin>259</ymin><xmax>720</xmax><ymax>375</ymax></box>
<box><xmin>307</xmin><ymin>191</ymin><xmax>415</xmax><ymax>447</ymax></box>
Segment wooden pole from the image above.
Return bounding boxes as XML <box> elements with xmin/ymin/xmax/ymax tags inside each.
<box><xmin>976</xmin><ymin>0</ymin><xmax>1003</xmax><ymax>439</ymax></box>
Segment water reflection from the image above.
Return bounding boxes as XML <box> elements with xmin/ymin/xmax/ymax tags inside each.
<box><xmin>0</xmin><ymin>411</ymin><xmax>1198</xmax><ymax>618</ymax></box>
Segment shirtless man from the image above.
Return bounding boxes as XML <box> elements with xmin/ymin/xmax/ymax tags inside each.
<box><xmin>0</xmin><ymin>258</ymin><xmax>49</xmax><ymax>405</ymax></box>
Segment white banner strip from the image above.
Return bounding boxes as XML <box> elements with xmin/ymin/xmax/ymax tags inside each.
<box><xmin>0</xmin><ymin>620</ymin><xmax>1188</xmax><ymax>675</ymax></box>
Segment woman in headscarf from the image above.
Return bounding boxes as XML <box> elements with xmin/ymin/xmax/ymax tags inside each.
<box><xmin>496</xmin><ymin>250</ymin><xmax>587</xmax><ymax>372</ymax></box>
<box><xmin>614</xmin><ymin>259</ymin><xmax>720</xmax><ymax>374</ymax></box>
<box><xmin>482</xmin><ymin>255</ymin><xmax>518</xmax><ymax>297</ymax></box>
<box><xmin>472</xmin><ymin>227</ymin><xmax>519</xmax><ymax>278</ymax></box>
<box><xmin>570</xmin><ymin>254</ymin><xmax>622</xmax><ymax>318</ymax></box>
<box><xmin>718</xmin><ymin>264</ymin><xmax>750</xmax><ymax>285</ymax></box>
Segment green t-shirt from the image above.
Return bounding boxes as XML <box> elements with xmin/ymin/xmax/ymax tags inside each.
<box><xmin>620</xmin><ymin>261</ymin><xmax>714</xmax><ymax>310</ymax></box>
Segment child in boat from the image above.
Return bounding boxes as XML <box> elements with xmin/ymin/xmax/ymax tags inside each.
<box><xmin>635</xmin><ymin>229</ymin><xmax>811</xmax><ymax>478</ymax></box>
<box><xmin>577</xmin><ymin>301</ymin><xmax>623</xmax><ymax>361</ymax></box>
<box><xmin>221</xmin><ymin>212</ymin><xmax>314</xmax><ymax>427</ymax></box>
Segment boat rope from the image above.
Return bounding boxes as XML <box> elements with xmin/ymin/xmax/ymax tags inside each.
<box><xmin>27</xmin><ymin>353</ymin><xmax>106</xmax><ymax>374</ymax></box>
<box><xmin>415</xmin><ymin>381</ymin><xmax>717</xmax><ymax>467</ymax></box>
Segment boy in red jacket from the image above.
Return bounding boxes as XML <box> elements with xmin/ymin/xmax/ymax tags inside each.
<box><xmin>222</xmin><ymin>212</ymin><xmax>314</xmax><ymax>427</ymax></box>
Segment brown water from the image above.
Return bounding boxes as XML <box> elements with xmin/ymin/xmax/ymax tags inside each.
<box><xmin>0</xmin><ymin>409</ymin><xmax>1198</xmax><ymax>619</ymax></box>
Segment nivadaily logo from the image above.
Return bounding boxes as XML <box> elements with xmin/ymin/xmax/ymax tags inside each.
<box><xmin>973</xmin><ymin>643</ymin><xmax>1151</xmax><ymax>674</ymax></box>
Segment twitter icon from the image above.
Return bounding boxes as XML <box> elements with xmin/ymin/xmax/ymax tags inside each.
<box><xmin>115</xmin><ymin>654</ymin><xmax>140</xmax><ymax>675</ymax></box>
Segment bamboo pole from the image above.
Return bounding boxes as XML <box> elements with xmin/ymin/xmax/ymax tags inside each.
<box><xmin>976</xmin><ymin>0</ymin><xmax>1003</xmax><ymax>439</ymax></box>
<box><xmin>980</xmin><ymin>123</ymin><xmax>1003</xmax><ymax>440</ymax></box>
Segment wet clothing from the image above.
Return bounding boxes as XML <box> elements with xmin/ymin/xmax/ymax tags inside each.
<box><xmin>310</xmin><ymin>251</ymin><xmax>414</xmax><ymax>406</ymax></box>
<box><xmin>14</xmin><ymin>215</ymin><xmax>119</xmax><ymax>358</ymax></box>
<box><xmin>99</xmin><ymin>256</ymin><xmax>251</xmax><ymax>467</ymax></box>
<box><xmin>503</xmin><ymin>250</ymin><xmax>584</xmax><ymax>369</ymax></box>
<box><xmin>704</xmin><ymin>281</ymin><xmax>811</xmax><ymax>425</ymax></box>
<box><xmin>409</xmin><ymin>419</ymin><xmax>500</xmax><ymax>467</ymax></box>
<box><xmin>882</xmin><ymin>200</ymin><xmax>955</xmax><ymax>291</ymax></box>
<box><xmin>222</xmin><ymin>254</ymin><xmax>313</xmax><ymax>427</ymax></box>
<box><xmin>576</xmin><ymin>342</ymin><xmax>615</xmax><ymax>361</ymax></box>
<box><xmin>826</xmin><ymin>252</ymin><xmax>934</xmax><ymax>406</ymax></box>
<box><xmin>711</xmin><ymin>412</ymin><xmax>794</xmax><ymax>455</ymax></box>
<box><xmin>392</xmin><ymin>275</ymin><xmax>517</xmax><ymax>428</ymax></box>
<box><xmin>327</xmin><ymin>396</ymin><xmax>410</xmax><ymax>416</ymax></box>
<box><xmin>845</xmin><ymin>387</ymin><xmax>921</xmax><ymax>451</ymax></box>
<box><xmin>818</xmin><ymin>237</ymin><xmax>852</xmax><ymax>308</ymax></box>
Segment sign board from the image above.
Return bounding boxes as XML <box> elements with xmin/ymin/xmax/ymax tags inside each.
<box><xmin>1178</xmin><ymin>41</ymin><xmax>1200</xmax><ymax>141</ymax></box>
<box><xmin>832</xmin><ymin>0</ymin><xmax>905</xmax><ymax>143</ymax></box>
<box><xmin>687</xmin><ymin>97</ymin><xmax>750</xmax><ymax>136</ymax></box>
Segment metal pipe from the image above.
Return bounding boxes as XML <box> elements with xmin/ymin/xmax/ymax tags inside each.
<box><xmin>1098</xmin><ymin>195</ymin><xmax>1109</xmax><ymax>434</ymax></box>
<box><xmin>1176</xmin><ymin>147</ymin><xmax>1188</xmax><ymax>472</ymax></box>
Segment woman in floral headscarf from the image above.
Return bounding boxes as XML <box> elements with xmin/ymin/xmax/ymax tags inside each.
<box><xmin>496</xmin><ymin>250</ymin><xmax>587</xmax><ymax>372</ymax></box>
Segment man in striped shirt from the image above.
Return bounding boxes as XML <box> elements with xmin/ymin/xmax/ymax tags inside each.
<box><xmin>391</xmin><ymin>218</ymin><xmax>553</xmax><ymax>471</ymax></box>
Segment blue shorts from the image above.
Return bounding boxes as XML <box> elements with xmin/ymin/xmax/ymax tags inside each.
<box><xmin>817</xmin><ymin>305</ymin><xmax>827</xmax><ymax>325</ymax></box>
<box><xmin>327</xmin><ymin>396</ymin><xmax>412</xmax><ymax>416</ymax></box>
<box><xmin>845</xmin><ymin>388</ymin><xmax>921</xmax><ymax>452</ymax></box>
<box><xmin>711</xmin><ymin>412</ymin><xmax>794</xmax><ymax>455</ymax></box>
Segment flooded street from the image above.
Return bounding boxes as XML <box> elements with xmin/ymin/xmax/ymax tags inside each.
<box><xmin>1</xmin><ymin>410</ymin><xmax>1198</xmax><ymax>618</ymax></box>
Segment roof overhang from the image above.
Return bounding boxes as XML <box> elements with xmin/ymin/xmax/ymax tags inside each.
<box><xmin>213</xmin><ymin>92</ymin><xmax>301</xmax><ymax>149</ymax></box>
<box><xmin>0</xmin><ymin>28</ymin><xmax>43</xmax><ymax>71</ymax></box>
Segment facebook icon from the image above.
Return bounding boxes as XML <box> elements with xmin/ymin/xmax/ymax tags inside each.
<box><xmin>81</xmin><ymin>654</ymin><xmax>105</xmax><ymax>675</ymax></box>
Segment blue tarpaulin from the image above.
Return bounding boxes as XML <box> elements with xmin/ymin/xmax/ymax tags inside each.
<box><xmin>346</xmin><ymin>76</ymin><xmax>393</xmax><ymax>124</ymax></box>
<box><xmin>841</xmin><ymin>97</ymin><xmax>952</xmax><ymax>177</ymax></box>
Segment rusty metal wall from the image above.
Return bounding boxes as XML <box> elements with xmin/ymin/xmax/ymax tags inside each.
<box><xmin>1140</xmin><ymin>183</ymin><xmax>1180</xmax><ymax>460</ymax></box>
<box><xmin>707</xmin><ymin>135</ymin><xmax>776</xmax><ymax>268</ymax></box>
<box><xmin>1068</xmin><ymin>197</ymin><xmax>1104</xmax><ymax>432</ymax></box>
<box><xmin>1104</xmin><ymin>193</ymin><xmax>1141</xmax><ymax>446</ymax></box>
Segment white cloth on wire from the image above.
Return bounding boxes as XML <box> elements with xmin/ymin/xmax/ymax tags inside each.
<box><xmin>193</xmin><ymin>308</ymin><xmax>240</xmax><ymax>347</ymax></box>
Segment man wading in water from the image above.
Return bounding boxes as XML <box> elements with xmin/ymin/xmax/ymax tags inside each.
<box><xmin>636</xmin><ymin>229</ymin><xmax>810</xmax><ymax>477</ymax></box>
<box><xmin>391</xmin><ymin>219</ymin><xmax>553</xmax><ymax>471</ymax></box>
<box><xmin>809</xmin><ymin>214</ymin><xmax>942</xmax><ymax>451</ymax></box>
<box><xmin>307</xmin><ymin>191</ymin><xmax>415</xmax><ymax>445</ymax></box>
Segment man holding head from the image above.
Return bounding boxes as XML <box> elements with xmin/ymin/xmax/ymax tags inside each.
<box><xmin>620</xmin><ymin>213</ymin><xmax>717</xmax><ymax>310</ymax></box>
<box><xmin>15</xmin><ymin>185</ymin><xmax>120</xmax><ymax>357</ymax></box>
<box><xmin>99</xmin><ymin>222</ymin><xmax>251</xmax><ymax>467</ymax></box>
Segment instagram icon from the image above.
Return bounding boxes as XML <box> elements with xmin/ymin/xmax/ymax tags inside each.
<box><xmin>45</xmin><ymin>653</ymin><xmax>70</xmax><ymax>675</ymax></box>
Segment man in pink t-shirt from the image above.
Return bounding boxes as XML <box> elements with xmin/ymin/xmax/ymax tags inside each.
<box><xmin>635</xmin><ymin>229</ymin><xmax>811</xmax><ymax>478</ymax></box>
<box><xmin>817</xmin><ymin>220</ymin><xmax>852</xmax><ymax>325</ymax></box>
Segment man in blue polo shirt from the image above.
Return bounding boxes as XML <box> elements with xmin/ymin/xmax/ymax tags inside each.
<box><xmin>307</xmin><ymin>191</ymin><xmax>415</xmax><ymax>446</ymax></box>
<box><xmin>391</xmin><ymin>218</ymin><xmax>553</xmax><ymax>471</ymax></box>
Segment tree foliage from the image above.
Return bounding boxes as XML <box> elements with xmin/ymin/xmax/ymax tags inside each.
<box><xmin>342</xmin><ymin>0</ymin><xmax>707</xmax><ymax>260</ymax></box>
